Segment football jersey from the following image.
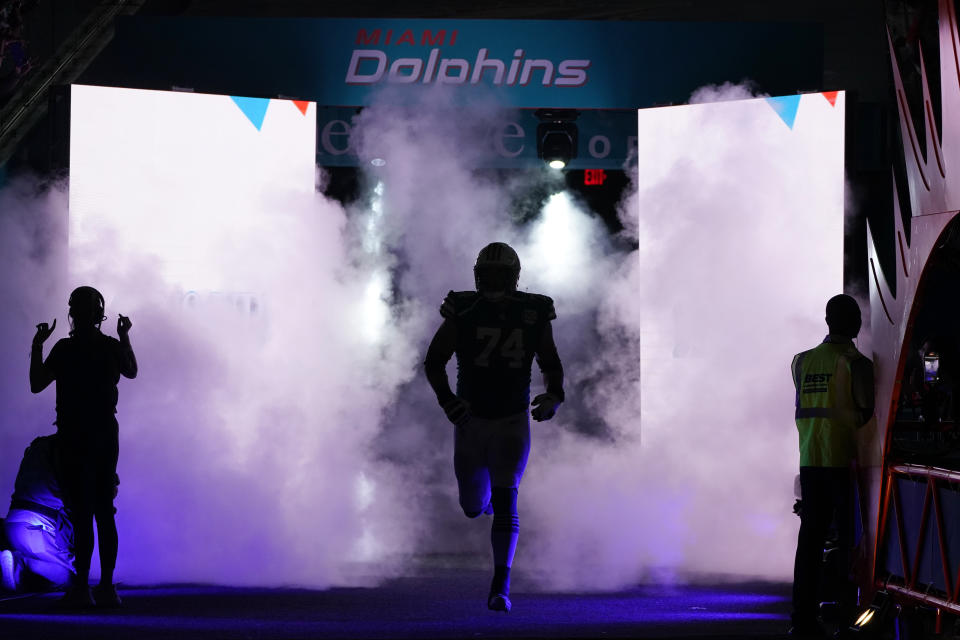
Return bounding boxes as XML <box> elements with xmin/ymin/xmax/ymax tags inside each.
<box><xmin>441</xmin><ymin>290</ymin><xmax>556</xmax><ymax>419</ymax></box>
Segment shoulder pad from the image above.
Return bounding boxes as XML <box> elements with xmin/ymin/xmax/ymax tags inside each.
<box><xmin>524</xmin><ymin>293</ymin><xmax>557</xmax><ymax>321</ymax></box>
<box><xmin>440</xmin><ymin>290</ymin><xmax>478</xmax><ymax>319</ymax></box>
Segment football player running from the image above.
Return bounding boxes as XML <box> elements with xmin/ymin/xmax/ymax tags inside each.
<box><xmin>424</xmin><ymin>242</ymin><xmax>565</xmax><ymax>613</ymax></box>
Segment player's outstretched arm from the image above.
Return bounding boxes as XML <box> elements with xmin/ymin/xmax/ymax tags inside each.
<box><xmin>424</xmin><ymin>319</ymin><xmax>456</xmax><ymax>403</ymax></box>
<box><xmin>532</xmin><ymin>321</ymin><xmax>564</xmax><ymax>421</ymax></box>
<box><xmin>424</xmin><ymin>319</ymin><xmax>470</xmax><ymax>426</ymax></box>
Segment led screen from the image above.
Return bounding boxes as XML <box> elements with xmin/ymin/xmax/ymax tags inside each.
<box><xmin>69</xmin><ymin>85</ymin><xmax>316</xmax><ymax>295</ymax></box>
<box><xmin>66</xmin><ymin>85</ymin><xmax>356</xmax><ymax>585</ymax></box>
<box><xmin>634</xmin><ymin>91</ymin><xmax>845</xmax><ymax>573</ymax></box>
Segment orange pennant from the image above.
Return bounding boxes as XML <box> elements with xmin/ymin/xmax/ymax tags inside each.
<box><xmin>293</xmin><ymin>100</ymin><xmax>310</xmax><ymax>116</ymax></box>
<box><xmin>822</xmin><ymin>91</ymin><xmax>838</xmax><ymax>107</ymax></box>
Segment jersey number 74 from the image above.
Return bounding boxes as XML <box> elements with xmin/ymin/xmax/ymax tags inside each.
<box><xmin>474</xmin><ymin>327</ymin><xmax>524</xmax><ymax>369</ymax></box>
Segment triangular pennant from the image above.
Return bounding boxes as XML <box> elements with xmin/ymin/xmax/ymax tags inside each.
<box><xmin>292</xmin><ymin>100</ymin><xmax>310</xmax><ymax>116</ymax></box>
<box><xmin>822</xmin><ymin>91</ymin><xmax>839</xmax><ymax>107</ymax></box>
<box><xmin>765</xmin><ymin>95</ymin><xmax>802</xmax><ymax>129</ymax></box>
<box><xmin>230</xmin><ymin>96</ymin><xmax>271</xmax><ymax>130</ymax></box>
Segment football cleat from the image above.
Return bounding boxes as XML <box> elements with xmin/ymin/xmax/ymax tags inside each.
<box><xmin>488</xmin><ymin>592</ymin><xmax>512</xmax><ymax>612</ymax></box>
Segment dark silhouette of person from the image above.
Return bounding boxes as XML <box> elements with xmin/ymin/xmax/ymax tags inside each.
<box><xmin>424</xmin><ymin>242</ymin><xmax>565</xmax><ymax>613</ymax></box>
<box><xmin>1</xmin><ymin>434</ymin><xmax>76</xmax><ymax>592</ymax></box>
<box><xmin>29</xmin><ymin>286</ymin><xmax>137</xmax><ymax>607</ymax></box>
<box><xmin>790</xmin><ymin>294</ymin><xmax>873</xmax><ymax>637</ymax></box>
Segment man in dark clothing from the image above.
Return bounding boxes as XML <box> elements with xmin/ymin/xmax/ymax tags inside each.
<box><xmin>424</xmin><ymin>242</ymin><xmax>565</xmax><ymax>613</ymax></box>
<box><xmin>790</xmin><ymin>294</ymin><xmax>874</xmax><ymax>637</ymax></box>
<box><xmin>30</xmin><ymin>286</ymin><xmax>137</xmax><ymax>607</ymax></box>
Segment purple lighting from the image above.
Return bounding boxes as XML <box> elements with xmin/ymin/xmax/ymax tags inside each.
<box><xmin>1</xmin><ymin>83</ymin><xmax>844</xmax><ymax>597</ymax></box>
<box><xmin>0</xmin><ymin>581</ymin><xmax>790</xmax><ymax>638</ymax></box>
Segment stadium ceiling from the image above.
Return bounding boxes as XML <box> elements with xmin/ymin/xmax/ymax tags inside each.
<box><xmin>145</xmin><ymin>0</ymin><xmax>864</xmax><ymax>21</ymax></box>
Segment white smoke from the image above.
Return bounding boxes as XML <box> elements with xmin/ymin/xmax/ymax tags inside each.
<box><xmin>518</xmin><ymin>84</ymin><xmax>844</xmax><ymax>589</ymax></box>
<box><xmin>0</xmin><ymin>81</ymin><xmax>843</xmax><ymax>591</ymax></box>
<box><xmin>63</xmin><ymin>187</ymin><xmax>422</xmax><ymax>586</ymax></box>
<box><xmin>0</xmin><ymin>176</ymin><xmax>70</xmax><ymax>476</ymax></box>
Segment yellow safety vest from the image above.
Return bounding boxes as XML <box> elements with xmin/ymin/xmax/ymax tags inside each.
<box><xmin>792</xmin><ymin>340</ymin><xmax>865</xmax><ymax>467</ymax></box>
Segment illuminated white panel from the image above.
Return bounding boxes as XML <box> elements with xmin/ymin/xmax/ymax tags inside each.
<box><xmin>635</xmin><ymin>92</ymin><xmax>845</xmax><ymax>574</ymax></box>
<box><xmin>69</xmin><ymin>85</ymin><xmax>316</xmax><ymax>293</ymax></box>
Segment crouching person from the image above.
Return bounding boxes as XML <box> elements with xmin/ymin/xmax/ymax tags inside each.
<box><xmin>1</xmin><ymin>435</ymin><xmax>75</xmax><ymax>593</ymax></box>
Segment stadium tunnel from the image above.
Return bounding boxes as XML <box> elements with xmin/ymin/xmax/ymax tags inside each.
<box><xmin>2</xmin><ymin>3</ymin><xmax>935</xmax><ymax>637</ymax></box>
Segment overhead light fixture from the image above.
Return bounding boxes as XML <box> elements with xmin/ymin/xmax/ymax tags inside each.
<box><xmin>535</xmin><ymin>108</ymin><xmax>579</xmax><ymax>170</ymax></box>
<box><xmin>370</xmin><ymin>158</ymin><xmax>386</xmax><ymax>167</ymax></box>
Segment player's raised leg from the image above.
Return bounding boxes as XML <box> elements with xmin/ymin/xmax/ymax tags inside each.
<box><xmin>454</xmin><ymin>418</ymin><xmax>492</xmax><ymax>518</ymax></box>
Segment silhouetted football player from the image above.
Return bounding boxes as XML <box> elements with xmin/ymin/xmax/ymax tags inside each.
<box><xmin>30</xmin><ymin>286</ymin><xmax>137</xmax><ymax>607</ymax></box>
<box><xmin>424</xmin><ymin>242</ymin><xmax>565</xmax><ymax>612</ymax></box>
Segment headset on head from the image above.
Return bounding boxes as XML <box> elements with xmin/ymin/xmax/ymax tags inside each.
<box><xmin>68</xmin><ymin>286</ymin><xmax>106</xmax><ymax>330</ymax></box>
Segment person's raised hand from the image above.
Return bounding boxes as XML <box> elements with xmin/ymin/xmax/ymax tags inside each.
<box><xmin>117</xmin><ymin>314</ymin><xmax>132</xmax><ymax>337</ymax></box>
<box><xmin>33</xmin><ymin>319</ymin><xmax>56</xmax><ymax>347</ymax></box>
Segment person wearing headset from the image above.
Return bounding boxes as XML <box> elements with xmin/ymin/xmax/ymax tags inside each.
<box><xmin>30</xmin><ymin>286</ymin><xmax>137</xmax><ymax>608</ymax></box>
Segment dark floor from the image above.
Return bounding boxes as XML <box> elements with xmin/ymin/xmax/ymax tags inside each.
<box><xmin>0</xmin><ymin>568</ymin><xmax>795</xmax><ymax>639</ymax></box>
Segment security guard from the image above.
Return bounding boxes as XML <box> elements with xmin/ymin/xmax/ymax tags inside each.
<box><xmin>790</xmin><ymin>294</ymin><xmax>874</xmax><ymax>636</ymax></box>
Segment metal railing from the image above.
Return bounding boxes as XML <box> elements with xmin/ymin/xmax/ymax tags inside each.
<box><xmin>877</xmin><ymin>463</ymin><xmax>960</xmax><ymax>614</ymax></box>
